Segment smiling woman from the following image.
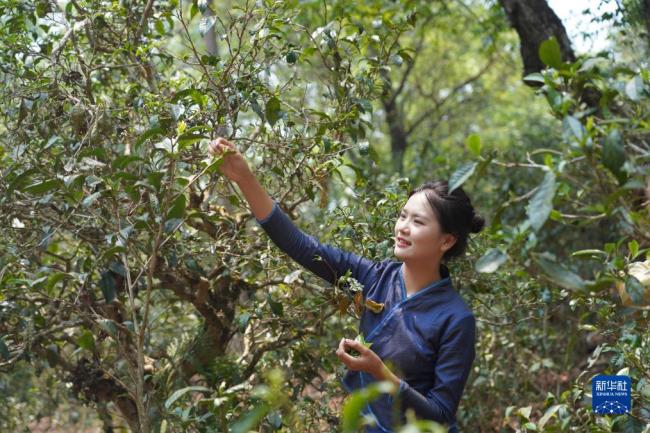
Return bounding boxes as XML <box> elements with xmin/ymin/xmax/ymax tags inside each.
<box><xmin>396</xmin><ymin>181</ymin><xmax>485</xmax><ymax>296</ymax></box>
<box><xmin>208</xmin><ymin>137</ymin><xmax>485</xmax><ymax>433</ymax></box>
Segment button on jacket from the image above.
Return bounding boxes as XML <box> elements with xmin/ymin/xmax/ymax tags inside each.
<box><xmin>255</xmin><ymin>200</ymin><xmax>476</xmax><ymax>433</ymax></box>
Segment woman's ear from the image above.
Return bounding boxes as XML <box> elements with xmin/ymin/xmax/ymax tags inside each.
<box><xmin>441</xmin><ymin>234</ymin><xmax>457</xmax><ymax>252</ymax></box>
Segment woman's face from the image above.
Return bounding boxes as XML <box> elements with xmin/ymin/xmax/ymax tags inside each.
<box><xmin>393</xmin><ymin>191</ymin><xmax>456</xmax><ymax>263</ymax></box>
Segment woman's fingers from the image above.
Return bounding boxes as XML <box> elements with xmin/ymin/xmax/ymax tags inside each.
<box><xmin>216</xmin><ymin>137</ymin><xmax>234</xmax><ymax>149</ymax></box>
<box><xmin>336</xmin><ymin>338</ymin><xmax>354</xmax><ymax>360</ymax></box>
<box><xmin>208</xmin><ymin>137</ymin><xmax>235</xmax><ymax>156</ymax></box>
<box><xmin>336</xmin><ymin>338</ymin><xmax>364</xmax><ymax>371</ymax></box>
<box><xmin>336</xmin><ymin>337</ymin><xmax>346</xmax><ymax>356</ymax></box>
<box><xmin>208</xmin><ymin>140</ymin><xmax>222</xmax><ymax>155</ymax></box>
<box><xmin>343</xmin><ymin>339</ymin><xmax>367</xmax><ymax>354</ymax></box>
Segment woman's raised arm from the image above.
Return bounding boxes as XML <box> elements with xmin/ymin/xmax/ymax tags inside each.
<box><xmin>208</xmin><ymin>137</ymin><xmax>274</xmax><ymax>222</ymax></box>
<box><xmin>208</xmin><ymin>137</ymin><xmax>386</xmax><ymax>290</ymax></box>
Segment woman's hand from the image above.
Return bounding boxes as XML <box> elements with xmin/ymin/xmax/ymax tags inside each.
<box><xmin>208</xmin><ymin>137</ymin><xmax>252</xmax><ymax>184</ymax></box>
<box><xmin>336</xmin><ymin>338</ymin><xmax>402</xmax><ymax>387</ymax></box>
<box><xmin>336</xmin><ymin>338</ymin><xmax>385</xmax><ymax>379</ymax></box>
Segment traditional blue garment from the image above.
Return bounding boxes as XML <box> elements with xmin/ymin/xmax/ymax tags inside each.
<box><xmin>255</xmin><ymin>199</ymin><xmax>476</xmax><ymax>433</ymax></box>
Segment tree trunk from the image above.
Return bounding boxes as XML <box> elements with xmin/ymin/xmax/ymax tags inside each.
<box><xmin>203</xmin><ymin>1</ymin><xmax>218</xmax><ymax>57</ymax></box>
<box><xmin>499</xmin><ymin>0</ymin><xmax>576</xmax><ymax>78</ymax></box>
<box><xmin>644</xmin><ymin>0</ymin><xmax>650</xmax><ymax>44</ymax></box>
<box><xmin>382</xmin><ymin>93</ymin><xmax>407</xmax><ymax>175</ymax></box>
<box><xmin>380</xmin><ymin>70</ymin><xmax>408</xmax><ymax>175</ymax></box>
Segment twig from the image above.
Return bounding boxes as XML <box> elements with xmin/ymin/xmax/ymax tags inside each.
<box><xmin>135</xmin><ymin>0</ymin><xmax>156</xmax><ymax>43</ymax></box>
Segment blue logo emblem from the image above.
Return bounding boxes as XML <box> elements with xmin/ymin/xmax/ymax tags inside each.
<box><xmin>592</xmin><ymin>375</ymin><xmax>631</xmax><ymax>415</ymax></box>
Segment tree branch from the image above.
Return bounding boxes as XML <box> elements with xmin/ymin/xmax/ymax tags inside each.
<box><xmin>406</xmin><ymin>57</ymin><xmax>494</xmax><ymax>137</ymax></box>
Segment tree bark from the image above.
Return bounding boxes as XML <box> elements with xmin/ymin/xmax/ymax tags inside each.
<box><xmin>381</xmin><ymin>84</ymin><xmax>408</xmax><ymax>175</ymax></box>
<box><xmin>499</xmin><ymin>0</ymin><xmax>576</xmax><ymax>78</ymax></box>
<box><xmin>203</xmin><ymin>1</ymin><xmax>219</xmax><ymax>57</ymax></box>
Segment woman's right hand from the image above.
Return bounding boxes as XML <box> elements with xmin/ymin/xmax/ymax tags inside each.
<box><xmin>208</xmin><ymin>137</ymin><xmax>252</xmax><ymax>184</ymax></box>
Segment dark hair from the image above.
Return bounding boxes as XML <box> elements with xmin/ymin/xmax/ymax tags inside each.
<box><xmin>407</xmin><ymin>180</ymin><xmax>485</xmax><ymax>261</ymax></box>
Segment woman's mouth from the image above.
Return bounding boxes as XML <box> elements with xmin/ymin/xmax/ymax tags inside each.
<box><xmin>396</xmin><ymin>237</ymin><xmax>411</xmax><ymax>248</ymax></box>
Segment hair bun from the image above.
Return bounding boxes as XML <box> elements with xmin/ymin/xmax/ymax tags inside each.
<box><xmin>470</xmin><ymin>212</ymin><xmax>485</xmax><ymax>234</ymax></box>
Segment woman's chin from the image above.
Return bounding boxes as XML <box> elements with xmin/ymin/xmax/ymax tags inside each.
<box><xmin>394</xmin><ymin>247</ymin><xmax>408</xmax><ymax>260</ymax></box>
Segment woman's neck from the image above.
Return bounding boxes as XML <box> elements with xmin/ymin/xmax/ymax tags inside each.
<box><xmin>401</xmin><ymin>261</ymin><xmax>443</xmax><ymax>296</ymax></box>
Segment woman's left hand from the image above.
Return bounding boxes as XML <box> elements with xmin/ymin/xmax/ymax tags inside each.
<box><xmin>336</xmin><ymin>338</ymin><xmax>385</xmax><ymax>379</ymax></box>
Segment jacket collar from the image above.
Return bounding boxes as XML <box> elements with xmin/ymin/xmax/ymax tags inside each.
<box><xmin>399</xmin><ymin>263</ymin><xmax>453</xmax><ymax>301</ymax></box>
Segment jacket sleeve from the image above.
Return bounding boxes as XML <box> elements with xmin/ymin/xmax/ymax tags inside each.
<box><xmin>255</xmin><ymin>199</ymin><xmax>385</xmax><ymax>290</ymax></box>
<box><xmin>395</xmin><ymin>314</ymin><xmax>476</xmax><ymax>425</ymax></box>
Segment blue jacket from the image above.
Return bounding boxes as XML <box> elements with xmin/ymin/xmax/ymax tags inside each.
<box><xmin>255</xmin><ymin>200</ymin><xmax>476</xmax><ymax>433</ymax></box>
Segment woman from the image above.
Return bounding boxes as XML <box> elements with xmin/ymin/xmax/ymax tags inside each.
<box><xmin>208</xmin><ymin>137</ymin><xmax>484</xmax><ymax>433</ymax></box>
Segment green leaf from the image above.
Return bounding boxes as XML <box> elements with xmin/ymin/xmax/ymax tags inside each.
<box><xmin>531</xmin><ymin>252</ymin><xmax>587</xmax><ymax>291</ymax></box>
<box><xmin>109</xmin><ymin>261</ymin><xmax>126</xmax><ymax>277</ymax></box>
<box><xmin>523</xmin><ymin>73</ymin><xmax>545</xmax><ymax>84</ymax></box>
<box><xmin>169</xmin><ymin>104</ymin><xmax>184</xmax><ymax>121</ymax></box>
<box><xmin>82</xmin><ymin>191</ymin><xmax>102</xmax><ymax>208</ymax></box>
<box><xmin>518</xmin><ymin>405</ymin><xmax>532</xmax><ymax>420</ymax></box>
<box><xmin>135</xmin><ymin>127</ymin><xmax>165</xmax><ymax>151</ymax></box>
<box><xmin>571</xmin><ymin>249</ymin><xmax>607</xmax><ymax>258</ymax></box>
<box><xmin>177</xmin><ymin>133</ymin><xmax>207</xmax><ymax>148</ymax></box>
<box><xmin>8</xmin><ymin>168</ymin><xmax>39</xmax><ymax>194</ymax></box>
<box><xmin>23</xmin><ymin>179</ymin><xmax>60</xmax><ymax>194</ymax></box>
<box><xmin>358</xmin><ymin>141</ymin><xmax>369</xmax><ymax>155</ymax></box>
<box><xmin>354</xmin><ymin>334</ymin><xmax>372</xmax><ymax>349</ymax></box>
<box><xmin>448</xmin><ymin>162</ymin><xmax>477</xmax><ymax>193</ymax></box>
<box><xmin>286</xmin><ymin>51</ymin><xmax>298</xmax><ymax>64</ymax></box>
<box><xmin>250</xmin><ymin>99</ymin><xmax>265</xmax><ymax>121</ymax></box>
<box><xmin>154</xmin><ymin>19</ymin><xmax>165</xmax><ymax>35</ymax></box>
<box><xmin>625</xmin><ymin>75</ymin><xmax>644</xmax><ymax>101</ymax></box>
<box><xmin>47</xmin><ymin>272</ymin><xmax>70</xmax><ymax>290</ymax></box>
<box><xmin>123</xmin><ymin>321</ymin><xmax>135</xmax><ymax>333</ymax></box>
<box><xmin>0</xmin><ymin>337</ymin><xmax>9</xmax><ymax>360</ymax></box>
<box><xmin>539</xmin><ymin>37</ymin><xmax>562</xmax><ymax>70</ymax></box>
<box><xmin>625</xmin><ymin>275</ymin><xmax>645</xmax><ymax>304</ymax></box>
<box><xmin>356</xmin><ymin>99</ymin><xmax>372</xmax><ymax>114</ymax></box>
<box><xmin>602</xmin><ymin>129</ymin><xmax>626</xmax><ymax>182</ymax></box>
<box><xmin>164</xmin><ymin>218</ymin><xmax>182</xmax><ymax>232</ymax></box>
<box><xmin>230</xmin><ymin>404</ymin><xmax>271</xmax><ymax>433</ymax></box>
<box><xmin>98</xmin><ymin>319</ymin><xmax>118</xmax><ymax>337</ymax></box>
<box><xmin>563</xmin><ymin>116</ymin><xmax>585</xmax><ymax>141</ymax></box>
<box><xmin>77</xmin><ymin>330</ymin><xmax>96</xmax><ymax>351</ymax></box>
<box><xmin>265</xmin><ymin>97</ymin><xmax>282</xmax><ymax>126</ymax></box>
<box><xmin>397</xmin><ymin>49</ymin><xmax>414</xmax><ymax>63</ymax></box>
<box><xmin>538</xmin><ymin>404</ymin><xmax>563</xmax><ymax>428</ymax></box>
<box><xmin>475</xmin><ymin>248</ymin><xmax>508</xmax><ymax>273</ymax></box>
<box><xmin>184</xmin><ymin>257</ymin><xmax>206</xmax><ymax>276</ymax></box>
<box><xmin>628</xmin><ymin>240</ymin><xmax>639</xmax><ymax>259</ymax></box>
<box><xmin>624</xmin><ymin>417</ymin><xmax>649</xmax><ymax>433</ymax></box>
<box><xmin>204</xmin><ymin>155</ymin><xmax>225</xmax><ymax>175</ymax></box>
<box><xmin>167</xmin><ymin>194</ymin><xmax>186</xmax><ymax>220</ymax></box>
<box><xmin>189</xmin><ymin>3</ymin><xmax>199</xmax><ymax>19</ymax></box>
<box><xmin>342</xmin><ymin>381</ymin><xmax>395</xmax><ymax>433</ymax></box>
<box><xmin>172</xmin><ymin>89</ymin><xmax>207</xmax><ymax>108</ymax></box>
<box><xmin>579</xmin><ymin>57</ymin><xmax>609</xmax><ymax>72</ymax></box>
<box><xmin>466</xmin><ymin>134</ymin><xmax>481</xmax><ymax>157</ymax></box>
<box><xmin>526</xmin><ymin>171</ymin><xmax>556</xmax><ymax>231</ymax></box>
<box><xmin>267</xmin><ymin>293</ymin><xmax>284</xmax><ymax>316</ymax></box>
<box><xmin>165</xmin><ymin>386</ymin><xmax>212</xmax><ymax>409</ymax></box>
<box><xmin>99</xmin><ymin>271</ymin><xmax>117</xmax><ymax>303</ymax></box>
<box><xmin>113</xmin><ymin>155</ymin><xmax>142</xmax><ymax>169</ymax></box>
